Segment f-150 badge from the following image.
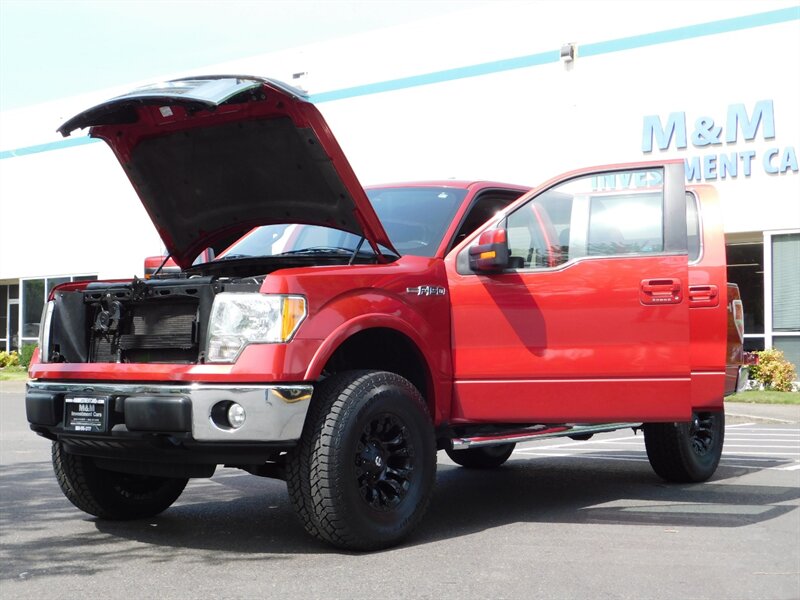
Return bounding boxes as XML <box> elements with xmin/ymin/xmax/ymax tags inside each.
<box><xmin>406</xmin><ymin>286</ymin><xmax>446</xmax><ymax>296</ymax></box>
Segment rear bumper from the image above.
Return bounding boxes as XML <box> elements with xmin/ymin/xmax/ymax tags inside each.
<box><xmin>736</xmin><ymin>365</ymin><xmax>749</xmax><ymax>394</ymax></box>
<box><xmin>26</xmin><ymin>381</ymin><xmax>313</xmax><ymax>443</ymax></box>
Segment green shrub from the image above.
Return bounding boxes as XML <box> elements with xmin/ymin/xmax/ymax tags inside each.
<box><xmin>0</xmin><ymin>350</ymin><xmax>20</xmax><ymax>368</ymax></box>
<box><xmin>20</xmin><ymin>344</ymin><xmax>37</xmax><ymax>368</ymax></box>
<box><xmin>749</xmin><ymin>349</ymin><xmax>797</xmax><ymax>392</ymax></box>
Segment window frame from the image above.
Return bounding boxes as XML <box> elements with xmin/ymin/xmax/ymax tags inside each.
<box><xmin>455</xmin><ymin>163</ymin><xmax>687</xmax><ymax>276</ymax></box>
<box><xmin>12</xmin><ymin>274</ymin><xmax>97</xmax><ymax>351</ymax></box>
<box><xmin>499</xmin><ymin>167</ymin><xmax>678</xmax><ymax>273</ymax></box>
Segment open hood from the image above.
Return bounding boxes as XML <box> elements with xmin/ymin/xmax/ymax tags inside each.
<box><xmin>59</xmin><ymin>76</ymin><xmax>396</xmax><ymax>268</ymax></box>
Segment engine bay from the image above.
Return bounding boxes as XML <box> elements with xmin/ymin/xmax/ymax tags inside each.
<box><xmin>46</xmin><ymin>276</ymin><xmax>262</xmax><ymax>364</ymax></box>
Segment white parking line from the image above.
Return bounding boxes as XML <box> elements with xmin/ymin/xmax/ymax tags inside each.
<box><xmin>511</xmin><ymin>451</ymin><xmax>800</xmax><ymax>471</ymax></box>
<box><xmin>726</xmin><ymin>431</ymin><xmax>800</xmax><ymax>435</ymax></box>
<box><xmin>723</xmin><ymin>444</ymin><xmax>800</xmax><ymax>448</ymax></box>
<box><xmin>725</xmin><ymin>436</ymin><xmax>800</xmax><ymax>444</ymax></box>
<box><xmin>719</xmin><ymin>462</ymin><xmax>800</xmax><ymax>471</ymax></box>
<box><xmin>724</xmin><ymin>451</ymin><xmax>799</xmax><ymax>455</ymax></box>
<box><xmin>728</xmin><ymin>427</ymin><xmax>800</xmax><ymax>432</ymax></box>
<box><xmin>721</xmin><ymin>456</ymin><xmax>798</xmax><ymax>462</ymax></box>
<box><xmin>513</xmin><ymin>452</ymin><xmax>650</xmax><ymax>463</ymax></box>
<box><xmin>725</xmin><ymin>414</ymin><xmax>796</xmax><ymax>424</ymax></box>
<box><xmin>509</xmin><ymin>426</ymin><xmax>800</xmax><ymax>469</ymax></box>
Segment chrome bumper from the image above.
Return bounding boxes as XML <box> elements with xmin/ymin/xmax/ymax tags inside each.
<box><xmin>27</xmin><ymin>381</ymin><xmax>313</xmax><ymax>442</ymax></box>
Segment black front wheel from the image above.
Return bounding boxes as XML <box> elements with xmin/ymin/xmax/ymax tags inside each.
<box><xmin>643</xmin><ymin>410</ymin><xmax>725</xmax><ymax>483</ymax></box>
<box><xmin>286</xmin><ymin>370</ymin><xmax>436</xmax><ymax>551</ymax></box>
<box><xmin>52</xmin><ymin>442</ymin><xmax>188</xmax><ymax>519</ymax></box>
<box><xmin>445</xmin><ymin>443</ymin><xmax>516</xmax><ymax>468</ymax></box>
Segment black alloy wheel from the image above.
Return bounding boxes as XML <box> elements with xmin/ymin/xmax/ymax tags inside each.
<box><xmin>689</xmin><ymin>413</ymin><xmax>717</xmax><ymax>456</ymax></box>
<box><xmin>355</xmin><ymin>414</ymin><xmax>415</xmax><ymax>511</ymax></box>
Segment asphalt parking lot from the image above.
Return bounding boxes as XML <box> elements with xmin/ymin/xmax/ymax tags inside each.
<box><xmin>1</xmin><ymin>380</ymin><xmax>798</xmax><ymax>600</ymax></box>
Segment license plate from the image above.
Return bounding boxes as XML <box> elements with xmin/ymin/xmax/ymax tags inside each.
<box><xmin>64</xmin><ymin>396</ymin><xmax>109</xmax><ymax>433</ymax></box>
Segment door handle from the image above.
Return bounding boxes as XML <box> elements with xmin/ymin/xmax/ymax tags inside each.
<box><xmin>688</xmin><ymin>284</ymin><xmax>719</xmax><ymax>307</ymax></box>
<box><xmin>640</xmin><ymin>278</ymin><xmax>682</xmax><ymax>305</ymax></box>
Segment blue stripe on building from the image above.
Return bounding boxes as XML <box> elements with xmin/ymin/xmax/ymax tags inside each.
<box><xmin>1</xmin><ymin>6</ymin><xmax>797</xmax><ymax>160</ymax></box>
<box><xmin>0</xmin><ymin>135</ymin><xmax>99</xmax><ymax>160</ymax></box>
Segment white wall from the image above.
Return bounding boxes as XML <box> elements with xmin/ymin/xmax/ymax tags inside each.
<box><xmin>0</xmin><ymin>142</ymin><xmax>164</xmax><ymax>280</ymax></box>
<box><xmin>1</xmin><ymin>0</ymin><xmax>798</xmax><ymax>280</ymax></box>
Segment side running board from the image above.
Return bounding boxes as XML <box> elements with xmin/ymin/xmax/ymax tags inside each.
<box><xmin>450</xmin><ymin>422</ymin><xmax>642</xmax><ymax>450</ymax></box>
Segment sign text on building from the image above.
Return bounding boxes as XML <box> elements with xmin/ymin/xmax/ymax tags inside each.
<box><xmin>642</xmin><ymin>100</ymin><xmax>797</xmax><ymax>181</ymax></box>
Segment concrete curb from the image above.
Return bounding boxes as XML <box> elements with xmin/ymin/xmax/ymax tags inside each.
<box><xmin>724</xmin><ymin>400</ymin><xmax>800</xmax><ymax>424</ymax></box>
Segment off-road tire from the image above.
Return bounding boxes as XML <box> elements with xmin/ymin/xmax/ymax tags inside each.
<box><xmin>445</xmin><ymin>443</ymin><xmax>516</xmax><ymax>468</ymax></box>
<box><xmin>286</xmin><ymin>370</ymin><xmax>436</xmax><ymax>551</ymax></box>
<box><xmin>52</xmin><ymin>442</ymin><xmax>188</xmax><ymax>519</ymax></box>
<box><xmin>643</xmin><ymin>410</ymin><xmax>725</xmax><ymax>483</ymax></box>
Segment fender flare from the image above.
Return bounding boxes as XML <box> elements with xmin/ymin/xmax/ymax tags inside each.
<box><xmin>303</xmin><ymin>313</ymin><xmax>433</xmax><ymax>383</ymax></box>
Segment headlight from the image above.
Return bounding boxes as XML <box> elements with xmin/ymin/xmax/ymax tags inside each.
<box><xmin>206</xmin><ymin>293</ymin><xmax>307</xmax><ymax>363</ymax></box>
<box><xmin>38</xmin><ymin>301</ymin><xmax>55</xmax><ymax>363</ymax></box>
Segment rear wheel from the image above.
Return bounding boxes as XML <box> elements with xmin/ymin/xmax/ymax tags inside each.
<box><xmin>286</xmin><ymin>370</ymin><xmax>436</xmax><ymax>550</ymax></box>
<box><xmin>643</xmin><ymin>410</ymin><xmax>725</xmax><ymax>483</ymax></box>
<box><xmin>445</xmin><ymin>443</ymin><xmax>516</xmax><ymax>468</ymax></box>
<box><xmin>52</xmin><ymin>442</ymin><xmax>188</xmax><ymax>519</ymax></box>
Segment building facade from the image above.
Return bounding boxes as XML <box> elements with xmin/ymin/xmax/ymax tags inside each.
<box><xmin>1</xmin><ymin>1</ymin><xmax>798</xmax><ymax>366</ymax></box>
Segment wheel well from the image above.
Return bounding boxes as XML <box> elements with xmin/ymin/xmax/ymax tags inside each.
<box><xmin>322</xmin><ymin>328</ymin><xmax>433</xmax><ymax>409</ymax></box>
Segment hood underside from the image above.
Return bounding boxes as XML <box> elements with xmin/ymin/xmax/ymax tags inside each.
<box><xmin>59</xmin><ymin>76</ymin><xmax>395</xmax><ymax>268</ymax></box>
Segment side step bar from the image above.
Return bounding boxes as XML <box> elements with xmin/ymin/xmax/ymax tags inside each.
<box><xmin>450</xmin><ymin>422</ymin><xmax>642</xmax><ymax>450</ymax></box>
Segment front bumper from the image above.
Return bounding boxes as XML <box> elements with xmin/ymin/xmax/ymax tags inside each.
<box><xmin>26</xmin><ymin>381</ymin><xmax>313</xmax><ymax>442</ymax></box>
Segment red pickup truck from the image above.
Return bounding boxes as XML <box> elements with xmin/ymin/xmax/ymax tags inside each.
<box><xmin>27</xmin><ymin>76</ymin><xmax>745</xmax><ymax>550</ymax></box>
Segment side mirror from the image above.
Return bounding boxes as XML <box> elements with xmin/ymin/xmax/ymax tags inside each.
<box><xmin>144</xmin><ymin>255</ymin><xmax>180</xmax><ymax>279</ymax></box>
<box><xmin>469</xmin><ymin>229</ymin><xmax>509</xmax><ymax>272</ymax></box>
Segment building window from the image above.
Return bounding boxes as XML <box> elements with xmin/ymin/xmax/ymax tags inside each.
<box><xmin>2</xmin><ymin>275</ymin><xmax>97</xmax><ymax>352</ymax></box>
<box><xmin>773</xmin><ymin>337</ymin><xmax>800</xmax><ymax>371</ymax></box>
<box><xmin>726</xmin><ymin>242</ymin><xmax>765</xmax><ymax>352</ymax></box>
<box><xmin>9</xmin><ymin>303</ymin><xmax>19</xmax><ymax>352</ymax></box>
<box><xmin>0</xmin><ymin>285</ymin><xmax>7</xmax><ymax>350</ymax></box>
<box><xmin>772</xmin><ymin>233</ymin><xmax>800</xmax><ymax>331</ymax></box>
<box><xmin>21</xmin><ymin>279</ymin><xmax>45</xmax><ymax>339</ymax></box>
<box><xmin>770</xmin><ymin>232</ymin><xmax>800</xmax><ymax>370</ymax></box>
<box><xmin>47</xmin><ymin>277</ymin><xmax>71</xmax><ymax>296</ymax></box>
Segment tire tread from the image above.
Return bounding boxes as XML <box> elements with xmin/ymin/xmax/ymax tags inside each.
<box><xmin>287</xmin><ymin>370</ymin><xmax>436</xmax><ymax>550</ymax></box>
<box><xmin>643</xmin><ymin>411</ymin><xmax>724</xmax><ymax>483</ymax></box>
<box><xmin>52</xmin><ymin>442</ymin><xmax>187</xmax><ymax>519</ymax></box>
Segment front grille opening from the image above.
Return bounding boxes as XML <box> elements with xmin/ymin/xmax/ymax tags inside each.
<box><xmin>89</xmin><ymin>300</ymin><xmax>200</xmax><ymax>364</ymax></box>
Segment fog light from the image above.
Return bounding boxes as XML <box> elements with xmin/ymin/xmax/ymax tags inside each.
<box><xmin>227</xmin><ymin>403</ymin><xmax>246</xmax><ymax>429</ymax></box>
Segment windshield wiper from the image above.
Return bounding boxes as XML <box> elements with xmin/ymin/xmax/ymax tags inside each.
<box><xmin>278</xmin><ymin>246</ymin><xmax>369</xmax><ymax>257</ymax></box>
<box><xmin>215</xmin><ymin>253</ymin><xmax>257</xmax><ymax>261</ymax></box>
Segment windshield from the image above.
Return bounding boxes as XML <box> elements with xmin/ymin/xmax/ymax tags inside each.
<box><xmin>218</xmin><ymin>186</ymin><xmax>467</xmax><ymax>260</ymax></box>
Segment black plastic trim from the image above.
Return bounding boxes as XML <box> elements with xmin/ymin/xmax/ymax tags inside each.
<box><xmin>124</xmin><ymin>396</ymin><xmax>192</xmax><ymax>432</ymax></box>
<box><xmin>26</xmin><ymin>390</ymin><xmax>61</xmax><ymax>426</ymax></box>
